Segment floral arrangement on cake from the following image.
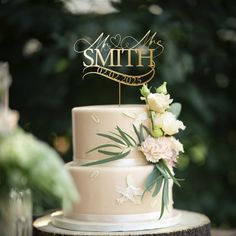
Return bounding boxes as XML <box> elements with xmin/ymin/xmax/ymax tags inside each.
<box><xmin>85</xmin><ymin>82</ymin><xmax>185</xmax><ymax>218</ymax></box>
<box><xmin>0</xmin><ymin>62</ymin><xmax>79</xmax><ymax>210</ymax></box>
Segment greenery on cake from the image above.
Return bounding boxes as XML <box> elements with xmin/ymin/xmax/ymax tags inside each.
<box><xmin>85</xmin><ymin>82</ymin><xmax>185</xmax><ymax>219</ymax></box>
<box><xmin>139</xmin><ymin>82</ymin><xmax>185</xmax><ymax>218</ymax></box>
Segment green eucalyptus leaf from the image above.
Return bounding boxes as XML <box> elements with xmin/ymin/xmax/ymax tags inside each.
<box><xmin>161</xmin><ymin>161</ymin><xmax>181</xmax><ymax>187</ymax></box>
<box><xmin>82</xmin><ymin>150</ymin><xmax>131</xmax><ymax>166</ymax></box>
<box><xmin>86</xmin><ymin>144</ymin><xmax>121</xmax><ymax>153</ymax></box>
<box><xmin>139</xmin><ymin>124</ymin><xmax>145</xmax><ymax>142</ymax></box>
<box><xmin>116</xmin><ymin>126</ymin><xmax>133</xmax><ymax>147</ymax></box>
<box><xmin>98</xmin><ymin>150</ymin><xmax>122</xmax><ymax>156</ymax></box>
<box><xmin>110</xmin><ymin>131</ymin><xmax>123</xmax><ymax>140</ymax></box>
<box><xmin>159</xmin><ymin>178</ymin><xmax>169</xmax><ymax>219</ymax></box>
<box><xmin>152</xmin><ymin>176</ymin><xmax>164</xmax><ymax>197</ymax></box>
<box><xmin>164</xmin><ymin>179</ymin><xmax>169</xmax><ymax>206</ymax></box>
<box><xmin>168</xmin><ymin>103</ymin><xmax>182</xmax><ymax>118</ymax></box>
<box><xmin>133</xmin><ymin>124</ymin><xmax>142</xmax><ymax>145</ymax></box>
<box><xmin>175</xmin><ymin>178</ymin><xmax>185</xmax><ymax>182</ymax></box>
<box><xmin>145</xmin><ymin>167</ymin><xmax>159</xmax><ymax>189</ymax></box>
<box><xmin>142</xmin><ymin>167</ymin><xmax>162</xmax><ymax>200</ymax></box>
<box><xmin>121</xmin><ymin>130</ymin><xmax>137</xmax><ymax>146</ymax></box>
<box><xmin>159</xmin><ymin>181</ymin><xmax>165</xmax><ymax>219</ymax></box>
<box><xmin>141</xmin><ymin>124</ymin><xmax>151</xmax><ymax>135</ymax></box>
<box><xmin>156</xmin><ymin>164</ymin><xmax>168</xmax><ymax>179</ymax></box>
<box><xmin>97</xmin><ymin>133</ymin><xmax>125</xmax><ymax>145</ymax></box>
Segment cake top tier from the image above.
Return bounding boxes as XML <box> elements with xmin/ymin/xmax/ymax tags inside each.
<box><xmin>72</xmin><ymin>104</ymin><xmax>148</xmax><ymax>165</ymax></box>
<box><xmin>73</xmin><ymin>104</ymin><xmax>145</xmax><ymax>112</ymax></box>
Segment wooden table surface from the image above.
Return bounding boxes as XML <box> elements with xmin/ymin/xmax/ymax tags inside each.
<box><xmin>211</xmin><ymin>229</ymin><xmax>236</xmax><ymax>236</ymax></box>
<box><xmin>34</xmin><ymin>211</ymin><xmax>236</xmax><ymax>236</ymax></box>
<box><xmin>33</xmin><ymin>228</ymin><xmax>236</xmax><ymax>236</ymax></box>
<box><xmin>33</xmin><ymin>229</ymin><xmax>236</xmax><ymax>236</ymax></box>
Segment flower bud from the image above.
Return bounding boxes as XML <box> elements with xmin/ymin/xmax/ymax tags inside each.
<box><xmin>156</xmin><ymin>82</ymin><xmax>167</xmax><ymax>94</ymax></box>
<box><xmin>151</xmin><ymin>126</ymin><xmax>163</xmax><ymax>138</ymax></box>
<box><xmin>140</xmin><ymin>84</ymin><xmax>150</xmax><ymax>97</ymax></box>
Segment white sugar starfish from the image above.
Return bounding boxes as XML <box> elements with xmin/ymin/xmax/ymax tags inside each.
<box><xmin>116</xmin><ymin>174</ymin><xmax>143</xmax><ymax>205</ymax></box>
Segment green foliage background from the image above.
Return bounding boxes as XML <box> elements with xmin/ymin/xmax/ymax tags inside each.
<box><xmin>1</xmin><ymin>0</ymin><xmax>236</xmax><ymax>228</ymax></box>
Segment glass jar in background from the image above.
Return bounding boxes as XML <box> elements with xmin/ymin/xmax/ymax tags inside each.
<box><xmin>0</xmin><ymin>188</ymin><xmax>32</xmax><ymax>236</ymax></box>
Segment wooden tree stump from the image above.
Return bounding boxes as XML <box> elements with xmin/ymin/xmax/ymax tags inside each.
<box><xmin>33</xmin><ymin>210</ymin><xmax>210</xmax><ymax>236</ymax></box>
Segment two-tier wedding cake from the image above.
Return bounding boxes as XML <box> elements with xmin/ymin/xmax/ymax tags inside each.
<box><xmin>52</xmin><ymin>82</ymin><xmax>185</xmax><ymax>231</ymax></box>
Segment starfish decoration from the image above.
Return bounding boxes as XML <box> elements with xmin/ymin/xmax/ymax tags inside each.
<box><xmin>116</xmin><ymin>174</ymin><xmax>143</xmax><ymax>205</ymax></box>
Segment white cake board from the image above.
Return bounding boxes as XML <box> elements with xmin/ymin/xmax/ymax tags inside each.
<box><xmin>33</xmin><ymin>209</ymin><xmax>211</xmax><ymax>236</ymax></box>
<box><xmin>51</xmin><ymin>210</ymin><xmax>180</xmax><ymax>232</ymax></box>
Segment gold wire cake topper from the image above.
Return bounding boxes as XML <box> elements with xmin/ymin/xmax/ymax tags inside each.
<box><xmin>74</xmin><ymin>30</ymin><xmax>164</xmax><ymax>104</ymax></box>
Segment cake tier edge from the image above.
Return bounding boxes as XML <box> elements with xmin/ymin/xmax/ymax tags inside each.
<box><xmin>64</xmin><ymin>162</ymin><xmax>173</xmax><ymax>221</ymax></box>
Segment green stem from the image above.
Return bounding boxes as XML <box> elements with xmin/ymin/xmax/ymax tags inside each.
<box><xmin>160</xmin><ymin>160</ymin><xmax>181</xmax><ymax>187</ymax></box>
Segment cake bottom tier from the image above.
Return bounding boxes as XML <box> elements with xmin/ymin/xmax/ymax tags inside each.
<box><xmin>63</xmin><ymin>162</ymin><xmax>174</xmax><ymax>224</ymax></box>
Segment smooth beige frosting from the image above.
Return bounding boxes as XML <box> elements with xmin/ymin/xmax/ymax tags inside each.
<box><xmin>65</xmin><ymin>104</ymin><xmax>174</xmax><ymax>223</ymax></box>
<box><xmin>65</xmin><ymin>163</ymin><xmax>173</xmax><ymax>219</ymax></box>
<box><xmin>72</xmin><ymin>105</ymin><xmax>148</xmax><ymax>162</ymax></box>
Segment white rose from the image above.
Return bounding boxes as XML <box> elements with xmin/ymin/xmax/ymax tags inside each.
<box><xmin>147</xmin><ymin>93</ymin><xmax>173</xmax><ymax>113</ymax></box>
<box><xmin>154</xmin><ymin>111</ymin><xmax>185</xmax><ymax>135</ymax></box>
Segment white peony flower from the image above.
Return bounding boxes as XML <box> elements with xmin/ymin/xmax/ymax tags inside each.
<box><xmin>167</xmin><ymin>137</ymin><xmax>184</xmax><ymax>166</ymax></box>
<box><xmin>139</xmin><ymin>135</ymin><xmax>184</xmax><ymax>167</ymax></box>
<box><xmin>169</xmin><ymin>136</ymin><xmax>184</xmax><ymax>153</ymax></box>
<box><xmin>139</xmin><ymin>136</ymin><xmax>171</xmax><ymax>163</ymax></box>
<box><xmin>147</xmin><ymin>93</ymin><xmax>173</xmax><ymax>113</ymax></box>
<box><xmin>154</xmin><ymin>111</ymin><xmax>185</xmax><ymax>135</ymax></box>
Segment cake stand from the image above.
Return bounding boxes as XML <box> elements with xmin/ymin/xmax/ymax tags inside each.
<box><xmin>33</xmin><ymin>209</ymin><xmax>211</xmax><ymax>236</ymax></box>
